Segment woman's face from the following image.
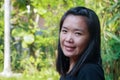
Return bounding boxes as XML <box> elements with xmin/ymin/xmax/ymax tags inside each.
<box><xmin>60</xmin><ymin>15</ymin><xmax>90</xmax><ymax>59</ymax></box>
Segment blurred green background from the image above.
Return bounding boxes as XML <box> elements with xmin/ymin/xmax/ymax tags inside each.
<box><xmin>0</xmin><ymin>0</ymin><xmax>120</xmax><ymax>80</ymax></box>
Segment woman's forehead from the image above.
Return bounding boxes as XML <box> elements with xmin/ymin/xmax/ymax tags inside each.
<box><xmin>62</xmin><ymin>15</ymin><xmax>89</xmax><ymax>31</ymax></box>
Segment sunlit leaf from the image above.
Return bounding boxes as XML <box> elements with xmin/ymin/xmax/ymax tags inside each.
<box><xmin>22</xmin><ymin>41</ymin><xmax>28</xmax><ymax>48</ymax></box>
<box><xmin>106</xmin><ymin>13</ymin><xmax>120</xmax><ymax>25</ymax></box>
<box><xmin>23</xmin><ymin>34</ymin><xmax>35</xmax><ymax>44</ymax></box>
<box><xmin>106</xmin><ymin>31</ymin><xmax>120</xmax><ymax>42</ymax></box>
<box><xmin>12</xmin><ymin>27</ymin><xmax>26</xmax><ymax>37</ymax></box>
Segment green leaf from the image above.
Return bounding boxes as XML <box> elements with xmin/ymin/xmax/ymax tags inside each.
<box><xmin>22</xmin><ymin>41</ymin><xmax>28</xmax><ymax>48</ymax></box>
<box><xmin>106</xmin><ymin>13</ymin><xmax>120</xmax><ymax>25</ymax></box>
<box><xmin>106</xmin><ymin>31</ymin><xmax>120</xmax><ymax>42</ymax></box>
<box><xmin>23</xmin><ymin>34</ymin><xmax>35</xmax><ymax>44</ymax></box>
<box><xmin>38</xmin><ymin>8</ymin><xmax>47</xmax><ymax>15</ymax></box>
<box><xmin>12</xmin><ymin>27</ymin><xmax>26</xmax><ymax>37</ymax></box>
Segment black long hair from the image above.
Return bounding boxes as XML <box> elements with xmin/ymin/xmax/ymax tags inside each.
<box><xmin>56</xmin><ymin>6</ymin><xmax>102</xmax><ymax>76</ymax></box>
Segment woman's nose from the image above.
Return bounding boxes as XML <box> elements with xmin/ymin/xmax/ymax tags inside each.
<box><xmin>65</xmin><ymin>33</ymin><xmax>73</xmax><ymax>43</ymax></box>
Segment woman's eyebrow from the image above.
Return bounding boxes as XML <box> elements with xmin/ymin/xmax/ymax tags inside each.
<box><xmin>74</xmin><ymin>28</ymin><xmax>84</xmax><ymax>33</ymax></box>
<box><xmin>62</xmin><ymin>26</ymin><xmax>68</xmax><ymax>29</ymax></box>
<box><xmin>62</xmin><ymin>26</ymin><xmax>85</xmax><ymax>33</ymax></box>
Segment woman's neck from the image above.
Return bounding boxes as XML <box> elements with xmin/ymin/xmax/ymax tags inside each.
<box><xmin>67</xmin><ymin>57</ymin><xmax>78</xmax><ymax>73</ymax></box>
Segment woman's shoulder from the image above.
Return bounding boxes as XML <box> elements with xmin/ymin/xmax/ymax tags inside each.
<box><xmin>77</xmin><ymin>63</ymin><xmax>105</xmax><ymax>80</ymax></box>
<box><xmin>80</xmin><ymin>63</ymin><xmax>103</xmax><ymax>72</ymax></box>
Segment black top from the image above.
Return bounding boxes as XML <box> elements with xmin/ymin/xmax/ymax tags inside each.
<box><xmin>60</xmin><ymin>63</ymin><xmax>105</xmax><ymax>80</ymax></box>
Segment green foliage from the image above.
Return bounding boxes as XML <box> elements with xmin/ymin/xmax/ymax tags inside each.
<box><xmin>0</xmin><ymin>0</ymin><xmax>120</xmax><ymax>80</ymax></box>
<box><xmin>0</xmin><ymin>0</ymin><xmax>4</xmax><ymax>72</ymax></box>
<box><xmin>0</xmin><ymin>53</ymin><xmax>3</xmax><ymax>71</ymax></box>
<box><xmin>0</xmin><ymin>0</ymin><xmax>4</xmax><ymax>52</ymax></box>
<box><xmin>100</xmin><ymin>1</ymin><xmax>120</xmax><ymax>79</ymax></box>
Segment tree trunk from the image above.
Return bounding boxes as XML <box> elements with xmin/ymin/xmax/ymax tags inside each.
<box><xmin>0</xmin><ymin>0</ymin><xmax>12</xmax><ymax>77</ymax></box>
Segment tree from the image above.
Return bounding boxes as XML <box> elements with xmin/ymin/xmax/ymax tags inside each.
<box><xmin>0</xmin><ymin>0</ymin><xmax>12</xmax><ymax>77</ymax></box>
<box><xmin>3</xmin><ymin>0</ymin><xmax>11</xmax><ymax>74</ymax></box>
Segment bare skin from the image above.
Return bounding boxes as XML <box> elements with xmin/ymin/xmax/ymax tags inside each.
<box><xmin>60</xmin><ymin>15</ymin><xmax>90</xmax><ymax>72</ymax></box>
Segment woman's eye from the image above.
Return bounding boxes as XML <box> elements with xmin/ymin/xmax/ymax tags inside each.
<box><xmin>62</xmin><ymin>30</ymin><xmax>67</xmax><ymax>33</ymax></box>
<box><xmin>75</xmin><ymin>32</ymin><xmax>81</xmax><ymax>36</ymax></box>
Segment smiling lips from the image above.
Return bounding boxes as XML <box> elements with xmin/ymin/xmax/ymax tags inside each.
<box><xmin>64</xmin><ymin>45</ymin><xmax>76</xmax><ymax>52</ymax></box>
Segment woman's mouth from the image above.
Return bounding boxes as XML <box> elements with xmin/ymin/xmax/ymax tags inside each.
<box><xmin>64</xmin><ymin>45</ymin><xmax>76</xmax><ymax>52</ymax></box>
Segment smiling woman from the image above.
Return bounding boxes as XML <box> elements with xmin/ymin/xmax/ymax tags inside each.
<box><xmin>60</xmin><ymin>15</ymin><xmax>90</xmax><ymax>59</ymax></box>
<box><xmin>56</xmin><ymin>6</ymin><xmax>105</xmax><ymax>80</ymax></box>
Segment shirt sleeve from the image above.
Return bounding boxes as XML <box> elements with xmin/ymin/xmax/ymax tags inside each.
<box><xmin>77</xmin><ymin>63</ymin><xmax>105</xmax><ymax>80</ymax></box>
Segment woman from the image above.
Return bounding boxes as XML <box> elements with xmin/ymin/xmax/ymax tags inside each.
<box><xmin>56</xmin><ymin>6</ymin><xmax>105</xmax><ymax>80</ymax></box>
